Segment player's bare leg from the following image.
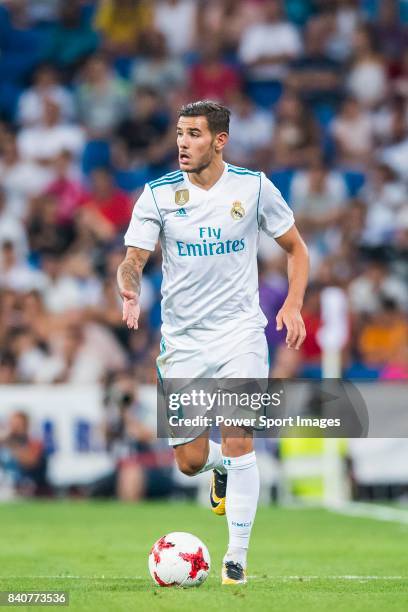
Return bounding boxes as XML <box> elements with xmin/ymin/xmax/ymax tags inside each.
<box><xmin>173</xmin><ymin>434</ymin><xmax>210</xmax><ymax>475</ymax></box>
<box><xmin>220</xmin><ymin>426</ymin><xmax>258</xmax><ymax>585</ymax></box>
<box><xmin>174</xmin><ymin>433</ymin><xmax>228</xmax><ymax>515</ymax></box>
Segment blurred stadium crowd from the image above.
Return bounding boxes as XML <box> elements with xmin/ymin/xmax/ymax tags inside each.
<box><xmin>0</xmin><ymin>0</ymin><xmax>407</xmax><ymax>390</ymax></box>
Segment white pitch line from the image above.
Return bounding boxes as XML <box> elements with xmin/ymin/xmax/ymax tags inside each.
<box><xmin>0</xmin><ymin>576</ymin><xmax>144</xmax><ymax>580</ymax></box>
<box><xmin>1</xmin><ymin>575</ymin><xmax>406</xmax><ymax>581</ymax></box>
<box><xmin>328</xmin><ymin>501</ymin><xmax>408</xmax><ymax>525</ymax></box>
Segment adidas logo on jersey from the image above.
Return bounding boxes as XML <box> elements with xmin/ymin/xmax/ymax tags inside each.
<box><xmin>175</xmin><ymin>208</ymin><xmax>188</xmax><ymax>217</ymax></box>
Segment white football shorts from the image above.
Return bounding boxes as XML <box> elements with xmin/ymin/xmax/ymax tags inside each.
<box><xmin>156</xmin><ymin>326</ymin><xmax>269</xmax><ymax>446</ymax></box>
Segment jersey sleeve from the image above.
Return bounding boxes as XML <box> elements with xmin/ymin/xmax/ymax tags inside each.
<box><xmin>257</xmin><ymin>172</ymin><xmax>295</xmax><ymax>238</ymax></box>
<box><xmin>124</xmin><ymin>185</ymin><xmax>162</xmax><ymax>251</ymax></box>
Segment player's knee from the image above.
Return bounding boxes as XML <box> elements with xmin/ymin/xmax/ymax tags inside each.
<box><xmin>175</xmin><ymin>454</ymin><xmax>205</xmax><ymax>476</ymax></box>
<box><xmin>222</xmin><ymin>437</ymin><xmax>253</xmax><ymax>458</ymax></box>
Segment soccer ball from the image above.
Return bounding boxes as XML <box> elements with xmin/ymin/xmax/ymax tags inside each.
<box><xmin>148</xmin><ymin>532</ymin><xmax>211</xmax><ymax>587</ymax></box>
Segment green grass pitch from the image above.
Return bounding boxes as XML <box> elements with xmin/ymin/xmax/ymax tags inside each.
<box><xmin>0</xmin><ymin>501</ymin><xmax>407</xmax><ymax>611</ymax></box>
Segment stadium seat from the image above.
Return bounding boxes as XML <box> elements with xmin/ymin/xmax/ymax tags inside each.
<box><xmin>114</xmin><ymin>167</ymin><xmax>151</xmax><ymax>192</ymax></box>
<box><xmin>246</xmin><ymin>81</ymin><xmax>283</xmax><ymax>108</ymax></box>
<box><xmin>0</xmin><ymin>82</ymin><xmax>22</xmax><ymax>121</ymax></box>
<box><xmin>344</xmin><ymin>363</ymin><xmax>380</xmax><ymax>379</ymax></box>
<box><xmin>269</xmin><ymin>169</ymin><xmax>295</xmax><ymax>203</ymax></box>
<box><xmin>81</xmin><ymin>140</ymin><xmax>111</xmax><ymax>175</ymax></box>
<box><xmin>343</xmin><ymin>171</ymin><xmax>366</xmax><ymax>197</ymax></box>
<box><xmin>113</xmin><ymin>56</ymin><xmax>134</xmax><ymax>80</ymax></box>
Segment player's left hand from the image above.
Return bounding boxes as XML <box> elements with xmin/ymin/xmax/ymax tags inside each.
<box><xmin>276</xmin><ymin>303</ymin><xmax>306</xmax><ymax>350</ymax></box>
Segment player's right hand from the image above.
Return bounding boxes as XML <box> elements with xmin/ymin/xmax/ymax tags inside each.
<box><xmin>120</xmin><ymin>290</ymin><xmax>140</xmax><ymax>330</ymax></box>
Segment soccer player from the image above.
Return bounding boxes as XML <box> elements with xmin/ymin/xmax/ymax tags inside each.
<box><xmin>117</xmin><ymin>101</ymin><xmax>309</xmax><ymax>584</ymax></box>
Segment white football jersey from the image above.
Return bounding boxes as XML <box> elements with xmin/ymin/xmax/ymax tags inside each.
<box><xmin>124</xmin><ymin>162</ymin><xmax>294</xmax><ymax>344</ymax></box>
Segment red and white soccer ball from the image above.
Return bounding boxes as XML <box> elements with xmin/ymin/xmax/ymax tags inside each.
<box><xmin>148</xmin><ymin>532</ymin><xmax>211</xmax><ymax>587</ymax></box>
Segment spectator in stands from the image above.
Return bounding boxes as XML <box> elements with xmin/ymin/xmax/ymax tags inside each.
<box><xmin>390</xmin><ymin>48</ymin><xmax>408</xmax><ymax>97</ymax></box>
<box><xmin>347</xmin><ymin>25</ymin><xmax>388</xmax><ymax>109</ymax></box>
<box><xmin>40</xmin><ymin>252</ymin><xmax>91</xmax><ymax>315</ymax></box>
<box><xmin>46</xmin><ymin>151</ymin><xmax>86</xmax><ymax>225</ymax></box>
<box><xmin>190</xmin><ymin>42</ymin><xmax>242</xmax><ymax>105</ymax></box>
<box><xmin>271</xmin><ymin>92</ymin><xmax>319</xmax><ymax>168</ymax></box>
<box><xmin>238</xmin><ymin>0</ymin><xmax>302</xmax><ymax>83</ymax></box>
<box><xmin>324</xmin><ymin>0</ymin><xmax>360</xmax><ymax>62</ymax></box>
<box><xmin>360</xmin><ymin>162</ymin><xmax>407</xmax><ymax>247</ymax></box>
<box><xmin>0</xmin><ymin>289</ymin><xmax>18</xmax><ymax>342</ymax></box>
<box><xmin>286</xmin><ymin>18</ymin><xmax>343</xmax><ymax>107</ymax></box>
<box><xmin>330</xmin><ymin>97</ymin><xmax>374</xmax><ymax>168</ymax></box>
<box><xmin>7</xmin><ymin>324</ymin><xmax>63</xmax><ymax>384</ymax></box>
<box><xmin>291</xmin><ymin>156</ymin><xmax>348</xmax><ymax>217</ymax></box>
<box><xmin>0</xmin><ymin>240</ymin><xmax>47</xmax><ymax>294</ymax></box>
<box><xmin>358</xmin><ymin>298</ymin><xmax>408</xmax><ymax>368</ymax></box>
<box><xmin>372</xmin><ymin>0</ymin><xmax>408</xmax><ymax>62</ymax></box>
<box><xmin>0</xmin><ymin>352</ymin><xmax>17</xmax><ymax>384</ymax></box>
<box><xmin>17</xmin><ymin>64</ymin><xmax>75</xmax><ymax>127</ymax></box>
<box><xmin>299</xmin><ymin>283</ymin><xmax>323</xmax><ymax>368</ymax></box>
<box><xmin>26</xmin><ymin>0</ymin><xmax>61</xmax><ymax>25</ymax></box>
<box><xmin>76</xmin><ymin>54</ymin><xmax>130</xmax><ymax>138</ymax></box>
<box><xmin>63</xmin><ymin>252</ymin><xmax>103</xmax><ymax>307</ymax></box>
<box><xmin>379</xmin><ymin>98</ymin><xmax>408</xmax><ymax>181</ymax></box>
<box><xmin>0</xmin><ymin>130</ymin><xmax>52</xmax><ymax>219</ymax></box>
<box><xmin>154</xmin><ymin>0</ymin><xmax>198</xmax><ymax>57</ymax></box>
<box><xmin>196</xmin><ymin>0</ymin><xmax>263</xmax><ymax>55</ymax></box>
<box><xmin>28</xmin><ymin>194</ymin><xmax>76</xmax><ymax>256</ymax></box>
<box><xmin>95</xmin><ymin>370</ymin><xmax>173</xmax><ymax>500</ymax></box>
<box><xmin>290</xmin><ymin>156</ymin><xmax>348</xmax><ymax>261</ymax></box>
<box><xmin>42</xmin><ymin>1</ymin><xmax>99</xmax><ymax>75</ymax></box>
<box><xmin>94</xmin><ymin>0</ymin><xmax>153</xmax><ymax>57</ymax></box>
<box><xmin>226</xmin><ymin>92</ymin><xmax>274</xmax><ymax>168</ymax></box>
<box><xmin>17</xmin><ymin>98</ymin><xmax>85</xmax><ymax>165</ymax></box>
<box><xmin>114</xmin><ymin>87</ymin><xmax>170</xmax><ymax>168</ymax></box>
<box><xmin>394</xmin><ymin>207</ymin><xmax>408</xmax><ymax>262</ymax></box>
<box><xmin>78</xmin><ymin>168</ymin><xmax>132</xmax><ymax>242</ymax></box>
<box><xmin>130</xmin><ymin>29</ymin><xmax>186</xmax><ymax>96</ymax></box>
<box><xmin>19</xmin><ymin>290</ymin><xmax>52</xmax><ymax>349</ymax></box>
<box><xmin>0</xmin><ymin>410</ymin><xmax>48</xmax><ymax>496</ymax></box>
<box><xmin>52</xmin><ymin>312</ymin><xmax>126</xmax><ymax>383</ymax></box>
<box><xmin>0</xmin><ymin>186</ymin><xmax>28</xmax><ymax>260</ymax></box>
<box><xmin>349</xmin><ymin>260</ymin><xmax>408</xmax><ymax>315</ymax></box>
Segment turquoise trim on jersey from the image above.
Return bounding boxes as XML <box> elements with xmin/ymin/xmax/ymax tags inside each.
<box><xmin>227</xmin><ymin>163</ymin><xmax>260</xmax><ymax>177</ymax></box>
<box><xmin>148</xmin><ymin>184</ymin><xmax>164</xmax><ymax>226</ymax></box>
<box><xmin>150</xmin><ymin>173</ymin><xmax>182</xmax><ymax>183</ymax></box>
<box><xmin>256</xmin><ymin>172</ymin><xmax>262</xmax><ymax>227</ymax></box>
<box><xmin>160</xmin><ymin>337</ymin><xmax>166</xmax><ymax>354</ymax></box>
<box><xmin>149</xmin><ymin>172</ymin><xmax>183</xmax><ymax>188</ymax></box>
<box><xmin>228</xmin><ymin>168</ymin><xmax>260</xmax><ymax>177</ymax></box>
<box><xmin>149</xmin><ymin>177</ymin><xmax>184</xmax><ymax>190</ymax></box>
<box><xmin>156</xmin><ymin>338</ymin><xmax>166</xmax><ymax>386</ymax></box>
<box><xmin>150</xmin><ymin>174</ymin><xmax>183</xmax><ymax>186</ymax></box>
<box><xmin>228</xmin><ymin>163</ymin><xmax>257</xmax><ymax>171</ymax></box>
<box><xmin>156</xmin><ymin>363</ymin><xmax>163</xmax><ymax>386</ymax></box>
<box><xmin>150</xmin><ymin>169</ymin><xmax>182</xmax><ymax>182</ymax></box>
<box><xmin>161</xmin><ymin>169</ymin><xmax>182</xmax><ymax>178</ymax></box>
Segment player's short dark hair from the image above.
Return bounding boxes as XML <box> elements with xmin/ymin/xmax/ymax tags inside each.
<box><xmin>178</xmin><ymin>101</ymin><xmax>230</xmax><ymax>134</ymax></box>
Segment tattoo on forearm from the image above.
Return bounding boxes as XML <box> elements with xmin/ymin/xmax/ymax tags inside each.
<box><xmin>118</xmin><ymin>260</ymin><xmax>141</xmax><ymax>294</ymax></box>
<box><xmin>117</xmin><ymin>248</ymin><xmax>150</xmax><ymax>295</ymax></box>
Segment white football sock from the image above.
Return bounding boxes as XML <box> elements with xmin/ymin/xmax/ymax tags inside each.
<box><xmin>197</xmin><ymin>440</ymin><xmax>227</xmax><ymax>474</ymax></box>
<box><xmin>223</xmin><ymin>450</ymin><xmax>259</xmax><ymax>568</ymax></box>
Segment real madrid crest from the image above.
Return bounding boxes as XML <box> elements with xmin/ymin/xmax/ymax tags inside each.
<box><xmin>231</xmin><ymin>201</ymin><xmax>245</xmax><ymax>220</ymax></box>
<box><xmin>175</xmin><ymin>189</ymin><xmax>189</xmax><ymax>206</ymax></box>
